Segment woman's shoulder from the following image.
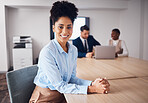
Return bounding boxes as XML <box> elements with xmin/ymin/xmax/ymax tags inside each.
<box><xmin>69</xmin><ymin>43</ymin><xmax>77</xmax><ymax>51</ymax></box>
<box><xmin>40</xmin><ymin>40</ymin><xmax>57</xmax><ymax>55</ymax></box>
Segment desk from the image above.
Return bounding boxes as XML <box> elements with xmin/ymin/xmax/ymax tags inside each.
<box><xmin>64</xmin><ymin>57</ymin><xmax>148</xmax><ymax>103</ymax></box>
<box><xmin>100</xmin><ymin>57</ymin><xmax>148</xmax><ymax>77</ymax></box>
<box><xmin>141</xmin><ymin>76</ymin><xmax>148</xmax><ymax>81</ymax></box>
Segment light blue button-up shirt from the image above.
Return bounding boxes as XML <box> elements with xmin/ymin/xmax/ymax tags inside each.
<box><xmin>34</xmin><ymin>39</ymin><xmax>92</xmax><ymax>94</ymax></box>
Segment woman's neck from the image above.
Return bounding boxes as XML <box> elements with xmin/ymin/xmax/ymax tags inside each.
<box><xmin>58</xmin><ymin>40</ymin><xmax>68</xmax><ymax>53</ymax></box>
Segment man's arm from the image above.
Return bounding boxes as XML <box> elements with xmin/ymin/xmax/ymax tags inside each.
<box><xmin>91</xmin><ymin>36</ymin><xmax>101</xmax><ymax>46</ymax></box>
<box><xmin>78</xmin><ymin>52</ymin><xmax>86</xmax><ymax>58</ymax></box>
<box><xmin>118</xmin><ymin>40</ymin><xmax>129</xmax><ymax>56</ymax></box>
<box><xmin>73</xmin><ymin>39</ymin><xmax>87</xmax><ymax>58</ymax></box>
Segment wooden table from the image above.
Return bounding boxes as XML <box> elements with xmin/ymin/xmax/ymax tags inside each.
<box><xmin>141</xmin><ymin>76</ymin><xmax>148</xmax><ymax>81</ymax></box>
<box><xmin>64</xmin><ymin>57</ymin><xmax>148</xmax><ymax>103</ymax></box>
<box><xmin>100</xmin><ymin>57</ymin><xmax>148</xmax><ymax>77</ymax></box>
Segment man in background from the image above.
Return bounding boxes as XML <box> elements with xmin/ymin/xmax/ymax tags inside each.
<box><xmin>73</xmin><ymin>25</ymin><xmax>101</xmax><ymax>58</ymax></box>
<box><xmin>109</xmin><ymin>28</ymin><xmax>128</xmax><ymax>57</ymax></box>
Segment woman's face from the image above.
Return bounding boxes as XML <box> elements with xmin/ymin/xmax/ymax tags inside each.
<box><xmin>53</xmin><ymin>16</ymin><xmax>73</xmax><ymax>44</ymax></box>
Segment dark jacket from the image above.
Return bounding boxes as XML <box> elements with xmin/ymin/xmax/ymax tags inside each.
<box><xmin>73</xmin><ymin>35</ymin><xmax>101</xmax><ymax>58</ymax></box>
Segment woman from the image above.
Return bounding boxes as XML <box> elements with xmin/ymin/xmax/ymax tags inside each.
<box><xmin>30</xmin><ymin>1</ymin><xmax>110</xmax><ymax>103</ymax></box>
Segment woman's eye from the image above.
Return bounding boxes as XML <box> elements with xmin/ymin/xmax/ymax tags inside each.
<box><xmin>59</xmin><ymin>26</ymin><xmax>63</xmax><ymax>29</ymax></box>
<box><xmin>67</xmin><ymin>27</ymin><xmax>72</xmax><ymax>29</ymax></box>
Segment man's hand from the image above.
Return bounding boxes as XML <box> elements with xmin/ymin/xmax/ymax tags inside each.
<box><xmin>86</xmin><ymin>52</ymin><xmax>94</xmax><ymax>58</ymax></box>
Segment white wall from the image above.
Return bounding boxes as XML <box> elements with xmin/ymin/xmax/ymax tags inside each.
<box><xmin>119</xmin><ymin>0</ymin><xmax>141</xmax><ymax>58</ymax></box>
<box><xmin>6</xmin><ymin>7</ymin><xmax>50</xmax><ymax>66</ymax></box>
<box><xmin>0</xmin><ymin>0</ymin><xmax>148</xmax><ymax>71</ymax></box>
<box><xmin>119</xmin><ymin>0</ymin><xmax>148</xmax><ymax>60</ymax></box>
<box><xmin>143</xmin><ymin>0</ymin><xmax>148</xmax><ymax>60</ymax></box>
<box><xmin>0</xmin><ymin>2</ymin><xmax>9</xmax><ymax>72</ymax></box>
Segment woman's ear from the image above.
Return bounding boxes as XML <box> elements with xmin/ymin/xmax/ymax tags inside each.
<box><xmin>52</xmin><ymin>25</ymin><xmax>55</xmax><ymax>32</ymax></box>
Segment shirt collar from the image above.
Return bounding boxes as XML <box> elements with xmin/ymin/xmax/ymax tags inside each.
<box><xmin>112</xmin><ymin>39</ymin><xmax>119</xmax><ymax>42</ymax></box>
<box><xmin>53</xmin><ymin>39</ymin><xmax>72</xmax><ymax>54</ymax></box>
<box><xmin>80</xmin><ymin>36</ymin><xmax>85</xmax><ymax>41</ymax></box>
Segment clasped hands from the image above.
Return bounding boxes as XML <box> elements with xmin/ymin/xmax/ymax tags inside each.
<box><xmin>115</xmin><ymin>48</ymin><xmax>123</xmax><ymax>57</ymax></box>
<box><xmin>88</xmin><ymin>77</ymin><xmax>110</xmax><ymax>94</ymax></box>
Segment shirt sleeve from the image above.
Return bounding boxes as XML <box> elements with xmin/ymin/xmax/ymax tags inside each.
<box><xmin>69</xmin><ymin>53</ymin><xmax>92</xmax><ymax>86</ymax></box>
<box><xmin>92</xmin><ymin>36</ymin><xmax>101</xmax><ymax>46</ymax></box>
<box><xmin>118</xmin><ymin>40</ymin><xmax>129</xmax><ymax>56</ymax></box>
<box><xmin>38</xmin><ymin>48</ymin><xmax>89</xmax><ymax>94</ymax></box>
<box><xmin>78</xmin><ymin>52</ymin><xmax>87</xmax><ymax>58</ymax></box>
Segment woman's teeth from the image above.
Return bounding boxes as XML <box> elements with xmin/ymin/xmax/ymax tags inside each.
<box><xmin>60</xmin><ymin>35</ymin><xmax>69</xmax><ymax>38</ymax></box>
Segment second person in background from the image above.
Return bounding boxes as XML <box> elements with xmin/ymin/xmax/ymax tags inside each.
<box><xmin>109</xmin><ymin>28</ymin><xmax>129</xmax><ymax>57</ymax></box>
<box><xmin>73</xmin><ymin>25</ymin><xmax>101</xmax><ymax>58</ymax></box>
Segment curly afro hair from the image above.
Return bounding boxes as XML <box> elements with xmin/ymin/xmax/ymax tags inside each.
<box><xmin>50</xmin><ymin>1</ymin><xmax>78</xmax><ymax>24</ymax></box>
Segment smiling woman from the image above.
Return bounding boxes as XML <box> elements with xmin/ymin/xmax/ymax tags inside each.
<box><xmin>52</xmin><ymin>16</ymin><xmax>73</xmax><ymax>52</ymax></box>
<box><xmin>29</xmin><ymin>1</ymin><xmax>110</xmax><ymax>103</ymax></box>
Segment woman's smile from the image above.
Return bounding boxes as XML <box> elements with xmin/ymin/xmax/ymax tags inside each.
<box><xmin>60</xmin><ymin>34</ymin><xmax>70</xmax><ymax>38</ymax></box>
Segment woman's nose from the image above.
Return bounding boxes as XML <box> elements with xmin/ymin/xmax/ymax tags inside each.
<box><xmin>62</xmin><ymin>28</ymin><xmax>68</xmax><ymax>34</ymax></box>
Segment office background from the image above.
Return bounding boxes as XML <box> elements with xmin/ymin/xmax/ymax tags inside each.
<box><xmin>0</xmin><ymin>0</ymin><xmax>148</xmax><ymax>72</ymax></box>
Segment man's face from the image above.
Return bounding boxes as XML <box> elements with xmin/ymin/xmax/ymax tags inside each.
<box><xmin>111</xmin><ymin>31</ymin><xmax>119</xmax><ymax>40</ymax></box>
<box><xmin>81</xmin><ymin>30</ymin><xmax>89</xmax><ymax>39</ymax></box>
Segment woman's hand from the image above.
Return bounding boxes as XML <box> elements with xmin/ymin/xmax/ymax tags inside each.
<box><xmin>93</xmin><ymin>78</ymin><xmax>110</xmax><ymax>93</ymax></box>
<box><xmin>88</xmin><ymin>78</ymin><xmax>110</xmax><ymax>94</ymax></box>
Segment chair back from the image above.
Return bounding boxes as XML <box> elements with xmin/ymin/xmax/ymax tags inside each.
<box><xmin>6</xmin><ymin>65</ymin><xmax>38</xmax><ymax>103</ymax></box>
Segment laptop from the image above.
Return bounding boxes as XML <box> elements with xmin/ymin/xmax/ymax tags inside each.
<box><xmin>94</xmin><ymin>46</ymin><xmax>115</xmax><ymax>59</ymax></box>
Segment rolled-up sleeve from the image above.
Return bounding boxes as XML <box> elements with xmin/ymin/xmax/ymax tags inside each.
<box><xmin>118</xmin><ymin>40</ymin><xmax>129</xmax><ymax>57</ymax></box>
<box><xmin>38</xmin><ymin>48</ymin><xmax>89</xmax><ymax>94</ymax></box>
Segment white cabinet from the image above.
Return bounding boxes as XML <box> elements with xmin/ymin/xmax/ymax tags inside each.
<box><xmin>13</xmin><ymin>48</ymin><xmax>33</xmax><ymax>70</ymax></box>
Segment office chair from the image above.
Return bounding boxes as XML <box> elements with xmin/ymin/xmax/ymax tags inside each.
<box><xmin>6</xmin><ymin>65</ymin><xmax>38</xmax><ymax>103</ymax></box>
